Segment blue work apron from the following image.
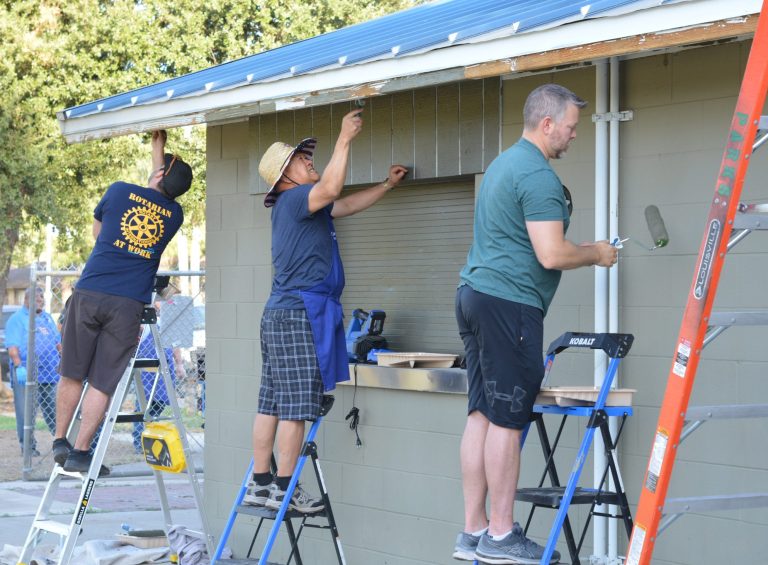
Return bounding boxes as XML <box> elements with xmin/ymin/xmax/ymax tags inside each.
<box><xmin>298</xmin><ymin>213</ymin><xmax>349</xmax><ymax>391</ymax></box>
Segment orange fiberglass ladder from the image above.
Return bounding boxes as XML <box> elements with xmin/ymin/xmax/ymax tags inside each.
<box><xmin>626</xmin><ymin>1</ymin><xmax>768</xmax><ymax>563</ymax></box>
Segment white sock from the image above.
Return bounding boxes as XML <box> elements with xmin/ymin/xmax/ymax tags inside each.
<box><xmin>471</xmin><ymin>527</ymin><xmax>488</xmax><ymax>537</ymax></box>
<box><xmin>490</xmin><ymin>530</ymin><xmax>512</xmax><ymax>541</ymax></box>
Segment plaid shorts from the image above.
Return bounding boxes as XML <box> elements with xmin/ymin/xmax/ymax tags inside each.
<box><xmin>257</xmin><ymin>308</ymin><xmax>324</xmax><ymax>421</ymax></box>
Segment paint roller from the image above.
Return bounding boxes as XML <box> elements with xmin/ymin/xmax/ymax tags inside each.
<box><xmin>612</xmin><ymin>205</ymin><xmax>669</xmax><ymax>251</ymax></box>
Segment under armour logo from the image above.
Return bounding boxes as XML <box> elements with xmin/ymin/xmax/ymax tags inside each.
<box><xmin>485</xmin><ymin>381</ymin><xmax>528</xmax><ymax>413</ymax></box>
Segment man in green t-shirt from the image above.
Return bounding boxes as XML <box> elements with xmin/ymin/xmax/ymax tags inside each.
<box><xmin>453</xmin><ymin>84</ymin><xmax>617</xmax><ymax>564</ymax></box>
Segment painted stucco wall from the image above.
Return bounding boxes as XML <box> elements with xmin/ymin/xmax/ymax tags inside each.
<box><xmin>205</xmin><ymin>39</ymin><xmax>768</xmax><ymax>564</ymax></box>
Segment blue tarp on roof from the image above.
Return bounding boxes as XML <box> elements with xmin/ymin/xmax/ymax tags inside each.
<box><xmin>62</xmin><ymin>0</ymin><xmax>666</xmax><ymax>120</ymax></box>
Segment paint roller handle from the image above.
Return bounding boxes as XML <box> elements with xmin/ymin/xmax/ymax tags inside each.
<box><xmin>645</xmin><ymin>205</ymin><xmax>669</xmax><ymax>248</ymax></box>
<box><xmin>611</xmin><ymin>237</ymin><xmax>629</xmax><ymax>249</ymax></box>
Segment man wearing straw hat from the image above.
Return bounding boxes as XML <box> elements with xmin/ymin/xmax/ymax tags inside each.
<box><xmin>245</xmin><ymin>109</ymin><xmax>408</xmax><ymax>513</ymax></box>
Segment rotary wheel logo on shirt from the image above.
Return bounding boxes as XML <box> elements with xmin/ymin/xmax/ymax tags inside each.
<box><xmin>121</xmin><ymin>206</ymin><xmax>165</xmax><ymax>248</ymax></box>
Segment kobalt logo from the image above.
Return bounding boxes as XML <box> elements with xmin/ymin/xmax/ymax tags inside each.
<box><xmin>569</xmin><ymin>337</ymin><xmax>596</xmax><ymax>346</ymax></box>
<box><xmin>694</xmin><ymin>219</ymin><xmax>721</xmax><ymax>300</ymax></box>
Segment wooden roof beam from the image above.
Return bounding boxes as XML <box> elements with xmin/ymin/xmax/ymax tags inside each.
<box><xmin>465</xmin><ymin>14</ymin><xmax>759</xmax><ymax>80</ymax></box>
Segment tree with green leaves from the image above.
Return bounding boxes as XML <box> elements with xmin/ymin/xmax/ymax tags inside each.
<box><xmin>0</xmin><ymin>0</ymin><xmax>422</xmax><ymax>303</ymax></box>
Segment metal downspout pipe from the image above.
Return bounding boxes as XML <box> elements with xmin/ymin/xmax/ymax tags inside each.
<box><xmin>607</xmin><ymin>55</ymin><xmax>621</xmax><ymax>563</ymax></box>
<box><xmin>593</xmin><ymin>59</ymin><xmax>610</xmax><ymax>562</ymax></box>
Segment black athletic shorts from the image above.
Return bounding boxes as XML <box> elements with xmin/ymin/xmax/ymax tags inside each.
<box><xmin>455</xmin><ymin>284</ymin><xmax>544</xmax><ymax>429</ymax></box>
<box><xmin>60</xmin><ymin>288</ymin><xmax>144</xmax><ymax>395</ymax></box>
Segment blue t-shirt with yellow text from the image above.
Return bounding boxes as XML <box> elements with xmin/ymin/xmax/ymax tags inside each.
<box><xmin>77</xmin><ymin>182</ymin><xmax>183</xmax><ymax>304</ymax></box>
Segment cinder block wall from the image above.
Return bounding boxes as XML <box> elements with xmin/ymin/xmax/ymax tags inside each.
<box><xmin>206</xmin><ymin>39</ymin><xmax>768</xmax><ymax>564</ymax></box>
<box><xmin>502</xmin><ymin>41</ymin><xmax>768</xmax><ymax>564</ymax></box>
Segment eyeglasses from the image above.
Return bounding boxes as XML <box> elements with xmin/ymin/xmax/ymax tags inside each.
<box><xmin>163</xmin><ymin>155</ymin><xmax>179</xmax><ymax>177</ymax></box>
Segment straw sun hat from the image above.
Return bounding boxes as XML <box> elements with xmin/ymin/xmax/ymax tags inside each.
<box><xmin>258</xmin><ymin>137</ymin><xmax>317</xmax><ymax>207</ymax></box>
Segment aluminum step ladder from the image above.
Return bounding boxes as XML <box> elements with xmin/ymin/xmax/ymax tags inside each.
<box><xmin>626</xmin><ymin>0</ymin><xmax>768</xmax><ymax>557</ymax></box>
<box><xmin>506</xmin><ymin>332</ymin><xmax>634</xmax><ymax>565</ymax></box>
<box><xmin>17</xmin><ymin>276</ymin><xmax>213</xmax><ymax>565</ymax></box>
<box><xmin>213</xmin><ymin>395</ymin><xmax>345</xmax><ymax>565</ymax></box>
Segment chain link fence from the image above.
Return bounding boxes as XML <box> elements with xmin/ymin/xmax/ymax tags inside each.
<box><xmin>11</xmin><ymin>266</ymin><xmax>205</xmax><ymax>480</ymax></box>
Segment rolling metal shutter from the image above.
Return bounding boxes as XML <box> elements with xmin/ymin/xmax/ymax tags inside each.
<box><xmin>336</xmin><ymin>179</ymin><xmax>474</xmax><ymax>355</ymax></box>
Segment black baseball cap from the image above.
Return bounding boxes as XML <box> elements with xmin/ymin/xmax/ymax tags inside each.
<box><xmin>160</xmin><ymin>153</ymin><xmax>193</xmax><ymax>199</ymax></box>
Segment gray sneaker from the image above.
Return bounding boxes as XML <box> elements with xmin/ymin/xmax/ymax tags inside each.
<box><xmin>453</xmin><ymin>531</ymin><xmax>481</xmax><ymax>561</ymax></box>
<box><xmin>475</xmin><ymin>523</ymin><xmax>560</xmax><ymax>564</ymax></box>
<box><xmin>243</xmin><ymin>481</ymin><xmax>278</xmax><ymax>506</ymax></box>
<box><xmin>265</xmin><ymin>483</ymin><xmax>325</xmax><ymax>514</ymax></box>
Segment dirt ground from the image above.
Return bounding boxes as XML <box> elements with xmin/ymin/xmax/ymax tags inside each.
<box><xmin>0</xmin><ymin>390</ymin><xmax>32</xmax><ymax>482</ymax></box>
<box><xmin>0</xmin><ymin>386</ymin><xmax>145</xmax><ymax>482</ymax></box>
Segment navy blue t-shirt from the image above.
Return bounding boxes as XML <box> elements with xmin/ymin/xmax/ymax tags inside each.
<box><xmin>266</xmin><ymin>184</ymin><xmax>335</xmax><ymax>309</ymax></box>
<box><xmin>77</xmin><ymin>181</ymin><xmax>184</xmax><ymax>304</ymax></box>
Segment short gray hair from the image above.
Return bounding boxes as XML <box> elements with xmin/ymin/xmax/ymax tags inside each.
<box><xmin>25</xmin><ymin>286</ymin><xmax>43</xmax><ymax>299</ymax></box>
<box><xmin>523</xmin><ymin>84</ymin><xmax>587</xmax><ymax>130</ymax></box>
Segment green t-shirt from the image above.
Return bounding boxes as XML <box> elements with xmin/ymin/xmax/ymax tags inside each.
<box><xmin>459</xmin><ymin>138</ymin><xmax>570</xmax><ymax>315</ymax></box>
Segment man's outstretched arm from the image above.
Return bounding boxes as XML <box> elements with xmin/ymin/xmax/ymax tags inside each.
<box><xmin>152</xmin><ymin>130</ymin><xmax>167</xmax><ymax>172</ymax></box>
<box><xmin>308</xmin><ymin>110</ymin><xmax>362</xmax><ymax>214</ymax></box>
<box><xmin>331</xmin><ymin>165</ymin><xmax>408</xmax><ymax>219</ymax></box>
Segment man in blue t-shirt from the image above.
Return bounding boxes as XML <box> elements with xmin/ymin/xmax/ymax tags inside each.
<box><xmin>243</xmin><ymin>109</ymin><xmax>408</xmax><ymax>513</ymax></box>
<box><xmin>52</xmin><ymin>130</ymin><xmax>193</xmax><ymax>474</ymax></box>
<box><xmin>6</xmin><ymin>286</ymin><xmax>61</xmax><ymax>454</ymax></box>
<box><xmin>453</xmin><ymin>84</ymin><xmax>618</xmax><ymax>564</ymax></box>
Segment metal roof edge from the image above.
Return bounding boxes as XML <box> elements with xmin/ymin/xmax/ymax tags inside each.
<box><xmin>59</xmin><ymin>0</ymin><xmax>762</xmax><ymax>143</ymax></box>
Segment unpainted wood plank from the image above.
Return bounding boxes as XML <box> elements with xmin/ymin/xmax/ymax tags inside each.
<box><xmin>465</xmin><ymin>15</ymin><xmax>758</xmax><ymax>80</ymax></box>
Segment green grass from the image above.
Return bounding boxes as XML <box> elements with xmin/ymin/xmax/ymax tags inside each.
<box><xmin>0</xmin><ymin>414</ymin><xmax>48</xmax><ymax>431</ymax></box>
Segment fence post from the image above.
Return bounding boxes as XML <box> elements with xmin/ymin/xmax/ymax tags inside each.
<box><xmin>22</xmin><ymin>264</ymin><xmax>39</xmax><ymax>480</ymax></box>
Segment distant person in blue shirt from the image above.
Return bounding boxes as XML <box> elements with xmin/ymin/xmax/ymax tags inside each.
<box><xmin>6</xmin><ymin>286</ymin><xmax>61</xmax><ymax>455</ymax></box>
<box><xmin>52</xmin><ymin>130</ymin><xmax>193</xmax><ymax>475</ymax></box>
<box><xmin>454</xmin><ymin>84</ymin><xmax>617</xmax><ymax>564</ymax></box>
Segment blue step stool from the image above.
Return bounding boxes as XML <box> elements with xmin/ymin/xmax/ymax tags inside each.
<box><xmin>475</xmin><ymin>332</ymin><xmax>634</xmax><ymax>565</ymax></box>
<box><xmin>213</xmin><ymin>395</ymin><xmax>345</xmax><ymax>565</ymax></box>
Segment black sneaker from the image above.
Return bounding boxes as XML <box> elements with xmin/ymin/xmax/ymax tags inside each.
<box><xmin>265</xmin><ymin>483</ymin><xmax>324</xmax><ymax>514</ymax></box>
<box><xmin>62</xmin><ymin>450</ymin><xmax>110</xmax><ymax>478</ymax></box>
<box><xmin>52</xmin><ymin>438</ymin><xmax>72</xmax><ymax>466</ymax></box>
<box><xmin>63</xmin><ymin>449</ymin><xmax>91</xmax><ymax>473</ymax></box>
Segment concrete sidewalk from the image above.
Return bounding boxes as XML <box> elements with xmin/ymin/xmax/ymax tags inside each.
<box><xmin>0</xmin><ymin>475</ymin><xmax>205</xmax><ymax>551</ymax></box>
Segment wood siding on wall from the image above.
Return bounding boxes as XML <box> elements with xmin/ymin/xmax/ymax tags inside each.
<box><xmin>335</xmin><ymin>180</ymin><xmax>474</xmax><ymax>355</ymax></box>
<box><xmin>249</xmin><ymin>79</ymin><xmax>500</xmax><ymax>194</ymax></box>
